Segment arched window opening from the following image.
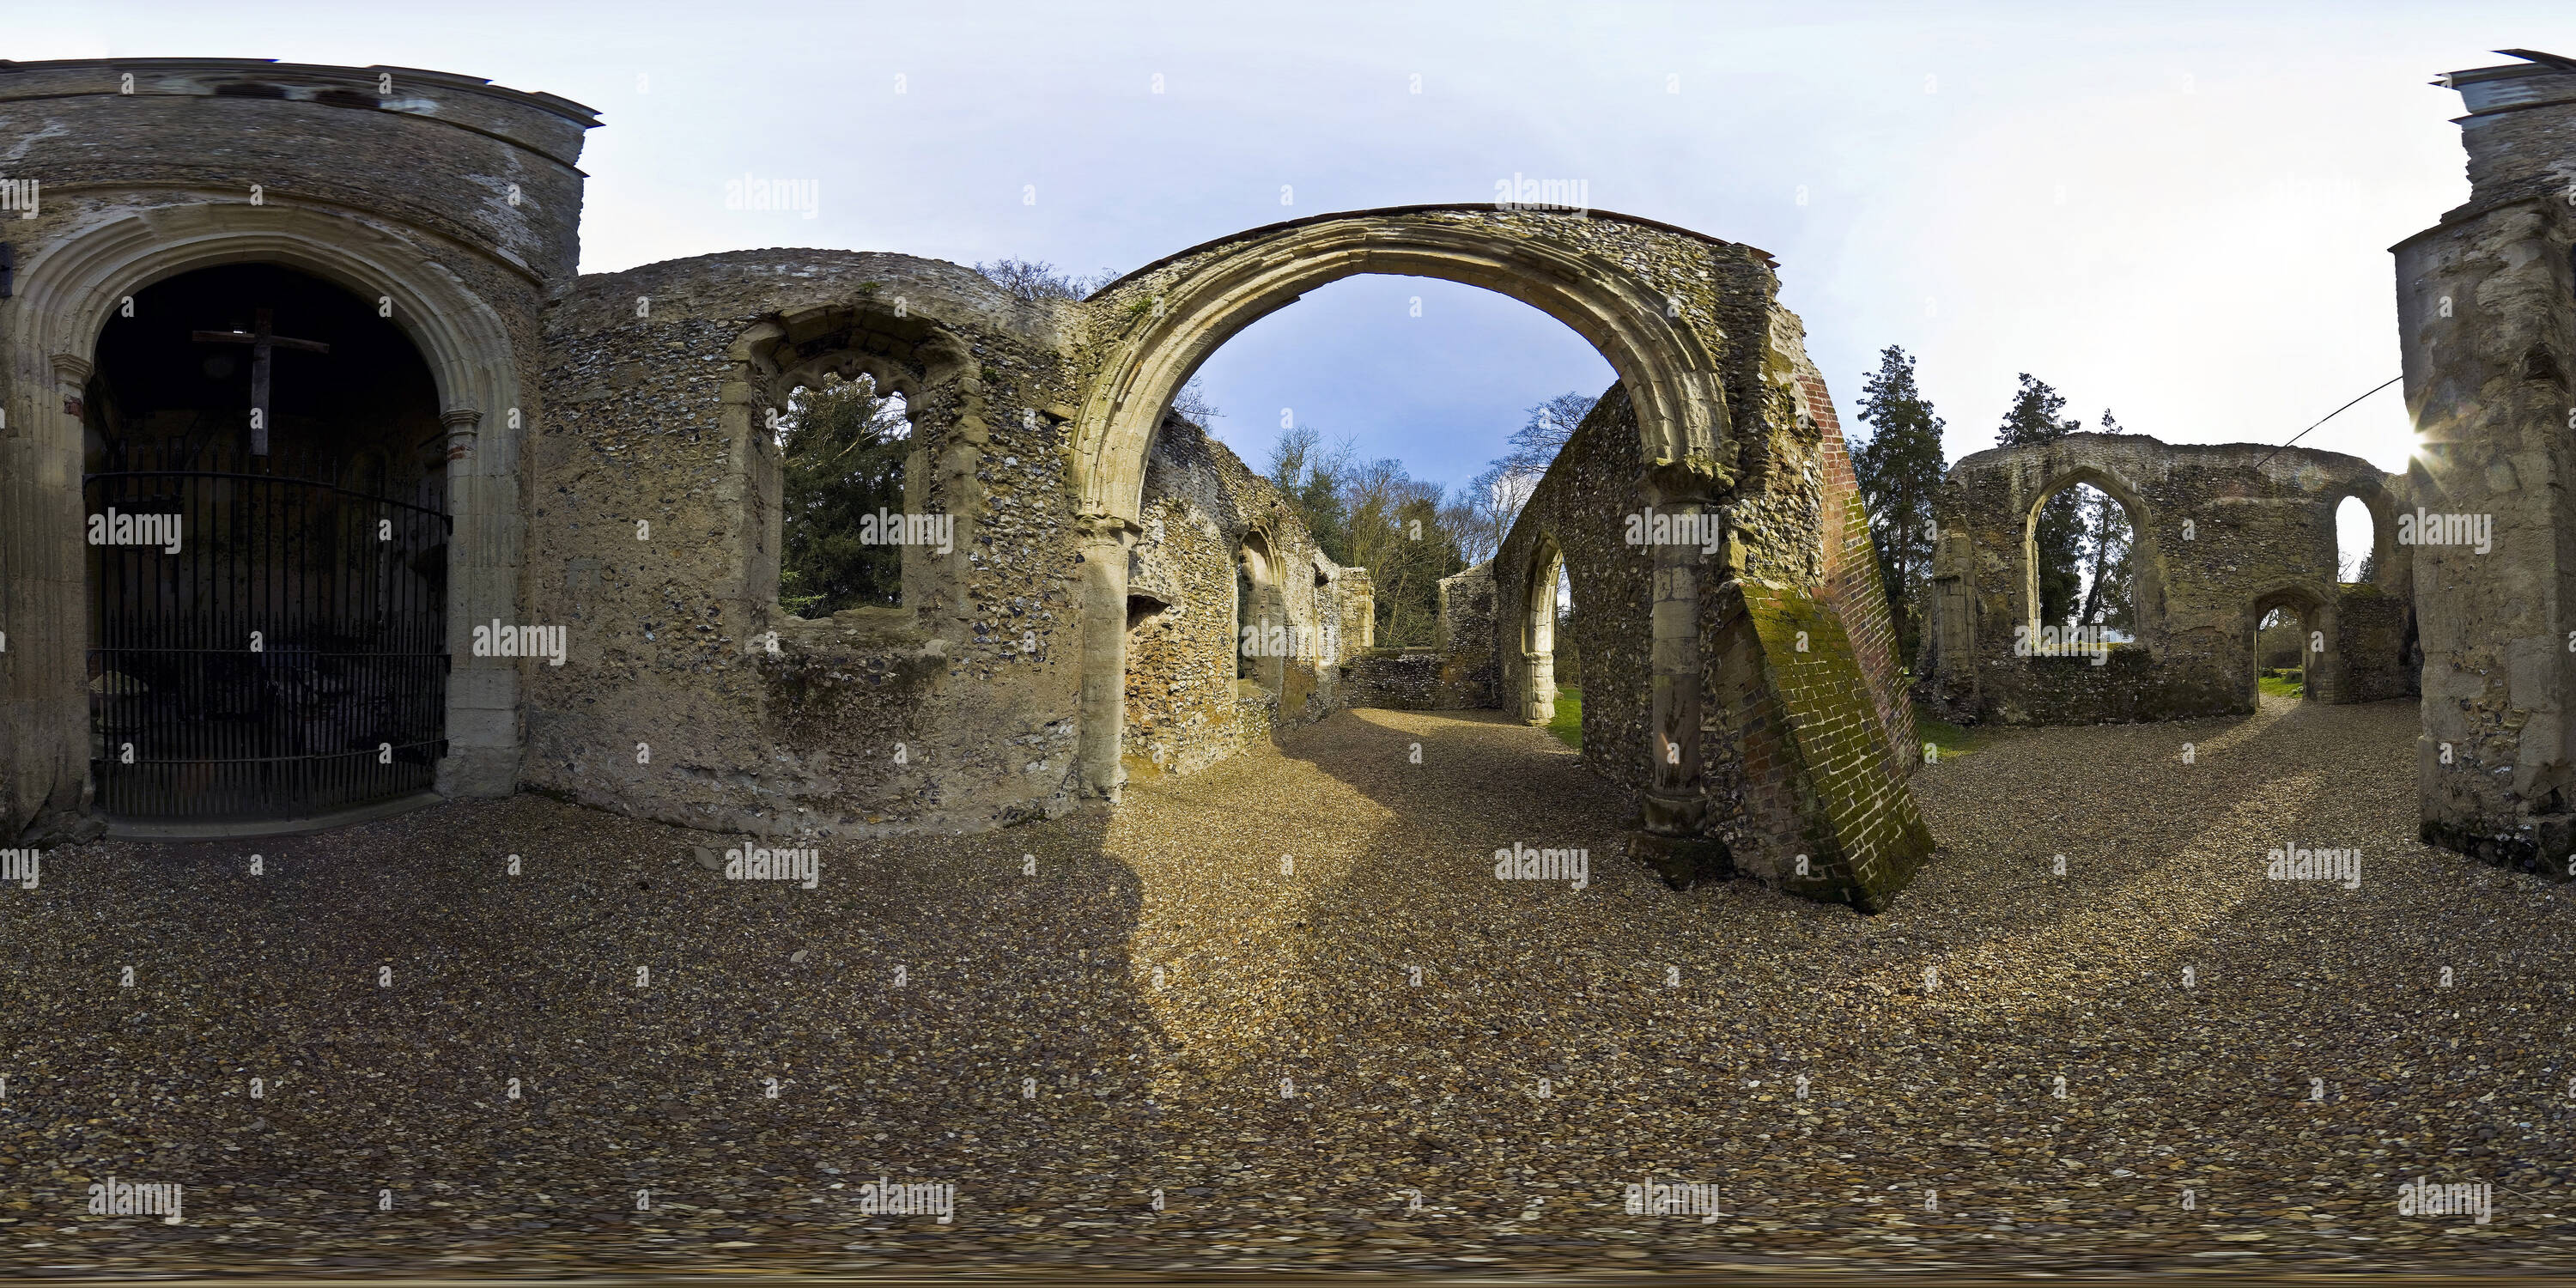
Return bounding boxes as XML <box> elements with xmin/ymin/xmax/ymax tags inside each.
<box><xmin>776</xmin><ymin>374</ymin><xmax>911</xmax><ymax>618</ymax></box>
<box><xmin>1234</xmin><ymin>533</ymin><xmax>1282</xmax><ymax>692</ymax></box>
<box><xmin>2335</xmin><ymin>495</ymin><xmax>2376</xmax><ymax>584</ymax></box>
<box><xmin>2028</xmin><ymin>480</ymin><xmax>2139</xmax><ymax>641</ymax></box>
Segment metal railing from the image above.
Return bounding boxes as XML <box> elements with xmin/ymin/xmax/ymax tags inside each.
<box><xmin>85</xmin><ymin>436</ymin><xmax>449</xmax><ymax>823</ymax></box>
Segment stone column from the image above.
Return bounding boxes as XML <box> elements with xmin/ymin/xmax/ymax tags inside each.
<box><xmin>435</xmin><ymin>406</ymin><xmax>514</xmax><ymax>799</ymax></box>
<box><xmin>1074</xmin><ymin>511</ymin><xmax>1139</xmax><ymax>801</ymax></box>
<box><xmin>0</xmin><ymin>354</ymin><xmax>101</xmax><ymax>842</ymax></box>
<box><xmin>1523</xmin><ymin>651</ymin><xmax>1555</xmax><ymax>724</ymax></box>
<box><xmin>1637</xmin><ymin>464</ymin><xmax>1718</xmax><ymax>837</ymax></box>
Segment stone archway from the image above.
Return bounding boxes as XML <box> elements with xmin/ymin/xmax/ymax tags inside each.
<box><xmin>1066</xmin><ymin>205</ymin><xmax>1748</xmax><ymax>824</ymax></box>
<box><xmin>2019</xmin><ymin>462</ymin><xmax>2163</xmax><ymax>646</ymax></box>
<box><xmin>1519</xmin><ymin>535</ymin><xmax>1565</xmax><ymax>726</ymax></box>
<box><xmin>4</xmin><ymin>204</ymin><xmax>529</xmax><ymax>830</ymax></box>
<box><xmin>2246</xmin><ymin>580</ymin><xmax>2336</xmax><ymax>706</ymax></box>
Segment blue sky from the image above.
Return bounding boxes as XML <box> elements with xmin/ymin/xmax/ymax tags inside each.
<box><xmin>26</xmin><ymin>0</ymin><xmax>2573</xmax><ymax>504</ymax></box>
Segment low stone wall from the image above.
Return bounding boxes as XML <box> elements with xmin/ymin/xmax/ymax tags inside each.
<box><xmin>1340</xmin><ymin>648</ymin><xmax>1490</xmax><ymax>710</ymax></box>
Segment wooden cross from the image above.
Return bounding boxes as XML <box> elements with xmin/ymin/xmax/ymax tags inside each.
<box><xmin>192</xmin><ymin>307</ymin><xmax>330</xmax><ymax>456</ymax></box>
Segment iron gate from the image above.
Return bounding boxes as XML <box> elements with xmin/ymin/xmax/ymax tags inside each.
<box><xmin>86</xmin><ymin>436</ymin><xmax>449</xmax><ymax>823</ymax></box>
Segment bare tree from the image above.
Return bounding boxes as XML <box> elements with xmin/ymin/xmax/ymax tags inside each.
<box><xmin>974</xmin><ymin>258</ymin><xmax>1118</xmax><ymax>302</ymax></box>
<box><xmin>1170</xmin><ymin>376</ymin><xmax>1221</xmax><ymax>425</ymax></box>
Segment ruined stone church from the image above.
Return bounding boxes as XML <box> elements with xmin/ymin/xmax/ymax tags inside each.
<box><xmin>2</xmin><ymin>52</ymin><xmax>2569</xmax><ymax>907</ymax></box>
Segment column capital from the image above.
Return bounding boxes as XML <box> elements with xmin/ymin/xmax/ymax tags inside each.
<box><xmin>441</xmin><ymin>407</ymin><xmax>482</xmax><ymax>461</ymax></box>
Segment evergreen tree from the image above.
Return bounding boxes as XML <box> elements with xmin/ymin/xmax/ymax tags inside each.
<box><xmin>1996</xmin><ymin>374</ymin><xmax>2086</xmax><ymax>628</ymax></box>
<box><xmin>1850</xmin><ymin>346</ymin><xmax>1948</xmax><ymax>659</ymax></box>
<box><xmin>2073</xmin><ymin>409</ymin><xmax>2136</xmax><ymax>630</ymax></box>
<box><xmin>778</xmin><ymin>375</ymin><xmax>912</xmax><ymax>617</ymax></box>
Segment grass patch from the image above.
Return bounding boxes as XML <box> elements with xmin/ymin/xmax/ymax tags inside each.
<box><xmin>1547</xmin><ymin>687</ymin><xmax>1583</xmax><ymax>749</ymax></box>
<box><xmin>1911</xmin><ymin>700</ymin><xmax>1989</xmax><ymax>762</ymax></box>
<box><xmin>2258</xmin><ymin>670</ymin><xmax>2305</xmax><ymax>699</ymax></box>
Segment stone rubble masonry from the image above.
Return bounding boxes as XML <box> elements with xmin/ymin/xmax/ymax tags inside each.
<box><xmin>0</xmin><ymin>61</ymin><xmax>1935</xmax><ymax>909</ymax></box>
<box><xmin>1338</xmin><ymin>562</ymin><xmax>1494</xmax><ymax>711</ymax></box>
<box><xmin>530</xmin><ymin>249</ymin><xmax>1087</xmax><ymax>838</ymax></box>
<box><xmin>1480</xmin><ymin>289</ymin><xmax>1932</xmax><ymax>911</ymax></box>
<box><xmin>1922</xmin><ymin>432</ymin><xmax>2415</xmax><ymax>726</ymax></box>
<box><xmin>2397</xmin><ymin>52</ymin><xmax>2576</xmax><ymax>876</ymax></box>
<box><xmin>1122</xmin><ymin>413</ymin><xmax>1366</xmax><ymax>780</ymax></box>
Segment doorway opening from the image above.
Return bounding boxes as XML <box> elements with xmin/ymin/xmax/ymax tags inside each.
<box><xmin>84</xmin><ymin>263</ymin><xmax>449</xmax><ymax>823</ymax></box>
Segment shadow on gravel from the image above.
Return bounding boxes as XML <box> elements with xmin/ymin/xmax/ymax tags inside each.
<box><xmin>0</xmin><ymin>793</ymin><xmax>1182</xmax><ymax>1269</ymax></box>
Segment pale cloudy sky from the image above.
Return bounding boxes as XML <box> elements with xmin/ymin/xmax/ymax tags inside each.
<box><xmin>23</xmin><ymin>0</ymin><xmax>2573</xmax><ymax>497</ymax></box>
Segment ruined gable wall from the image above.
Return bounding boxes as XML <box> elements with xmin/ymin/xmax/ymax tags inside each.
<box><xmin>1122</xmin><ymin>415</ymin><xmax>1362</xmax><ymax>778</ymax></box>
<box><xmin>529</xmin><ymin>250</ymin><xmax>1090</xmax><ymax>838</ymax></box>
<box><xmin>1923</xmin><ymin>434</ymin><xmax>2412</xmax><ymax>726</ymax></box>
<box><xmin>1341</xmin><ymin>563</ymin><xmax>1489</xmax><ymax>711</ymax></box>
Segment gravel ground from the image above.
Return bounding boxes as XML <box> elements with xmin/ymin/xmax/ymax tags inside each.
<box><xmin>2</xmin><ymin>694</ymin><xmax>2572</xmax><ymax>1277</ymax></box>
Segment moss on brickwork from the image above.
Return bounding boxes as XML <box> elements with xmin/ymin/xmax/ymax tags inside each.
<box><xmin>1738</xmin><ymin>583</ymin><xmax>1935</xmax><ymax>911</ymax></box>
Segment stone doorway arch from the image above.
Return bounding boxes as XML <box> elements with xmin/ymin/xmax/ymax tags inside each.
<box><xmin>4</xmin><ymin>204</ymin><xmax>529</xmax><ymax>833</ymax></box>
<box><xmin>1065</xmin><ymin>204</ymin><xmax>1750</xmax><ymax>830</ymax></box>
<box><xmin>2246</xmin><ymin>580</ymin><xmax>2336</xmax><ymax>706</ymax></box>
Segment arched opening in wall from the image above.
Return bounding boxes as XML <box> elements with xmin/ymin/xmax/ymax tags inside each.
<box><xmin>2025</xmin><ymin>477</ymin><xmax>2143</xmax><ymax>645</ymax></box>
<box><xmin>1519</xmin><ymin>539</ymin><xmax>1566</xmax><ymax>727</ymax></box>
<box><xmin>1179</xmin><ymin>276</ymin><xmax>1609</xmax><ymax>650</ymax></box>
<box><xmin>82</xmin><ymin>262</ymin><xmax>448</xmax><ymax>823</ymax></box>
<box><xmin>775</xmin><ymin>374</ymin><xmax>913</xmax><ymax>618</ymax></box>
<box><xmin>1235</xmin><ymin>532</ymin><xmax>1283</xmax><ymax>694</ymax></box>
<box><xmin>2335</xmin><ymin>495</ymin><xmax>2377</xmax><ymax>585</ymax></box>
<box><xmin>2252</xmin><ymin>600</ymin><xmax>2318</xmax><ymax>702</ymax></box>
